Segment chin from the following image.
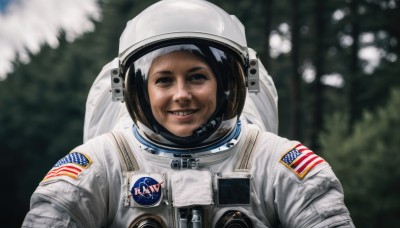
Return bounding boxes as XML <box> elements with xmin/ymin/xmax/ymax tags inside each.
<box><xmin>168</xmin><ymin>124</ymin><xmax>203</xmax><ymax>137</ymax></box>
<box><xmin>170</xmin><ymin>128</ymin><xmax>196</xmax><ymax>137</ymax></box>
<box><xmin>172</xmin><ymin>132</ymin><xmax>193</xmax><ymax>137</ymax></box>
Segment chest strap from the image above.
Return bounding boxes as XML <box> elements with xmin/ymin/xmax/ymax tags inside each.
<box><xmin>109</xmin><ymin>131</ymin><xmax>140</xmax><ymax>172</ymax></box>
<box><xmin>234</xmin><ymin>128</ymin><xmax>260</xmax><ymax>171</ymax></box>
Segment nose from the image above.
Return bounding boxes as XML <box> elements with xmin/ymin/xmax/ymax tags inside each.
<box><xmin>173</xmin><ymin>80</ymin><xmax>191</xmax><ymax>102</ymax></box>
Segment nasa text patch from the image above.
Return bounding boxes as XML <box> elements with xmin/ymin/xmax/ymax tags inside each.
<box><xmin>126</xmin><ymin>173</ymin><xmax>165</xmax><ymax>207</ymax></box>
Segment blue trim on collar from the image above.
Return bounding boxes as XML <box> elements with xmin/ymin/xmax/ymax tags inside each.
<box><xmin>132</xmin><ymin>121</ymin><xmax>242</xmax><ymax>154</ymax></box>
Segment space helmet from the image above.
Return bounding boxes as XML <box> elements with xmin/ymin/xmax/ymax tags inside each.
<box><xmin>112</xmin><ymin>0</ymin><xmax>260</xmax><ymax>148</ymax></box>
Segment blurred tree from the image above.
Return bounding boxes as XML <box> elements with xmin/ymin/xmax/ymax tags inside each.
<box><xmin>260</xmin><ymin>0</ymin><xmax>273</xmax><ymax>70</ymax></box>
<box><xmin>289</xmin><ymin>0</ymin><xmax>301</xmax><ymax>140</ymax></box>
<box><xmin>262</xmin><ymin>0</ymin><xmax>294</xmax><ymax>138</ymax></box>
<box><xmin>357</xmin><ymin>0</ymin><xmax>400</xmax><ymax>114</ymax></box>
<box><xmin>348</xmin><ymin>0</ymin><xmax>361</xmax><ymax>126</ymax></box>
<box><xmin>328</xmin><ymin>0</ymin><xmax>400</xmax><ymax>129</ymax></box>
<box><xmin>308</xmin><ymin>0</ymin><xmax>327</xmax><ymax>150</ymax></box>
<box><xmin>320</xmin><ymin>88</ymin><xmax>400</xmax><ymax>227</ymax></box>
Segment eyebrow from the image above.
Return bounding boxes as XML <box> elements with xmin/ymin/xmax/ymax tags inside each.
<box><xmin>152</xmin><ymin>66</ymin><xmax>209</xmax><ymax>76</ymax></box>
<box><xmin>188</xmin><ymin>66</ymin><xmax>208</xmax><ymax>73</ymax></box>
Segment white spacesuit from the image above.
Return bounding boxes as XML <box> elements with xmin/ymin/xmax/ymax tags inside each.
<box><xmin>23</xmin><ymin>0</ymin><xmax>354</xmax><ymax>227</ymax></box>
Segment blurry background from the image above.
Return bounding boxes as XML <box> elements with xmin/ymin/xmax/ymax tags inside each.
<box><xmin>0</xmin><ymin>0</ymin><xmax>399</xmax><ymax>227</ymax></box>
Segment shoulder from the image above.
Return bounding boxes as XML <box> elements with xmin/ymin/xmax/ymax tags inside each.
<box><xmin>28</xmin><ymin>133</ymin><xmax>122</xmax><ymax>227</ymax></box>
<box><xmin>252</xmin><ymin>130</ymin><xmax>340</xmax><ymax>199</ymax></box>
<box><xmin>250</xmin><ymin>129</ymin><xmax>332</xmax><ymax>182</ymax></box>
<box><xmin>39</xmin><ymin>133</ymin><xmax>119</xmax><ymax>187</ymax></box>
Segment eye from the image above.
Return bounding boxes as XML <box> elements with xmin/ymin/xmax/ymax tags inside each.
<box><xmin>154</xmin><ymin>76</ymin><xmax>172</xmax><ymax>85</ymax></box>
<box><xmin>188</xmin><ymin>73</ymin><xmax>207</xmax><ymax>82</ymax></box>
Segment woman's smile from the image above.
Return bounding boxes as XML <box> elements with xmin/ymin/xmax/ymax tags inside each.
<box><xmin>169</xmin><ymin>109</ymin><xmax>199</xmax><ymax>117</ymax></box>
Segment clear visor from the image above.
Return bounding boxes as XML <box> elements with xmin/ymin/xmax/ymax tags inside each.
<box><xmin>124</xmin><ymin>43</ymin><xmax>247</xmax><ymax>146</ymax></box>
<box><xmin>133</xmin><ymin>44</ymin><xmax>228</xmax><ymax>81</ymax></box>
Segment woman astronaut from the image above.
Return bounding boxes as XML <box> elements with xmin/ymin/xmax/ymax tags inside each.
<box><xmin>23</xmin><ymin>0</ymin><xmax>354</xmax><ymax>227</ymax></box>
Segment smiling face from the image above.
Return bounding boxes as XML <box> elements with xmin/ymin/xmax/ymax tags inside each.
<box><xmin>147</xmin><ymin>51</ymin><xmax>217</xmax><ymax>137</ymax></box>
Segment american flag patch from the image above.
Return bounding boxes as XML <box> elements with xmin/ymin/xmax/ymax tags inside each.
<box><xmin>43</xmin><ymin>152</ymin><xmax>92</xmax><ymax>181</ymax></box>
<box><xmin>279</xmin><ymin>144</ymin><xmax>325</xmax><ymax>179</ymax></box>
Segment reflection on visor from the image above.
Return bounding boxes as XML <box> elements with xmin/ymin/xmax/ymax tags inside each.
<box><xmin>133</xmin><ymin>44</ymin><xmax>227</xmax><ymax>81</ymax></box>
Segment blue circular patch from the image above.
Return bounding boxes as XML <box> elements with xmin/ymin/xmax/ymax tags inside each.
<box><xmin>131</xmin><ymin>177</ymin><xmax>163</xmax><ymax>206</ymax></box>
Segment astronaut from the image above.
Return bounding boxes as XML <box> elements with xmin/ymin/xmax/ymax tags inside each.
<box><xmin>23</xmin><ymin>0</ymin><xmax>354</xmax><ymax>227</ymax></box>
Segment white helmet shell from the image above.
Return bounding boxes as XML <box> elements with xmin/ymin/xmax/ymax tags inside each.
<box><xmin>118</xmin><ymin>0</ymin><xmax>248</xmax><ymax>66</ymax></box>
<box><xmin>116</xmin><ymin>0</ymin><xmax>262</xmax><ymax>147</ymax></box>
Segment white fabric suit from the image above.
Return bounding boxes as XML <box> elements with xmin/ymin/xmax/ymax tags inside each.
<box><xmin>23</xmin><ymin>119</ymin><xmax>354</xmax><ymax>227</ymax></box>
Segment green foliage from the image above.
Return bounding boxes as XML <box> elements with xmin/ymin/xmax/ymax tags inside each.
<box><xmin>320</xmin><ymin>88</ymin><xmax>400</xmax><ymax>227</ymax></box>
<box><xmin>0</xmin><ymin>39</ymin><xmax>90</xmax><ymax>225</ymax></box>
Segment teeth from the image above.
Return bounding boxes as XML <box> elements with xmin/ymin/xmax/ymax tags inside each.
<box><xmin>173</xmin><ymin>110</ymin><xmax>195</xmax><ymax>116</ymax></box>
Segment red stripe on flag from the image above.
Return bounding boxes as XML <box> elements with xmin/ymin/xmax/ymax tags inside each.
<box><xmin>296</xmin><ymin>156</ymin><xmax>319</xmax><ymax>173</ymax></box>
<box><xmin>51</xmin><ymin>165</ymin><xmax>82</xmax><ymax>172</ymax></box>
<box><xmin>44</xmin><ymin>165</ymin><xmax>83</xmax><ymax>180</ymax></box>
<box><xmin>46</xmin><ymin>165</ymin><xmax>82</xmax><ymax>175</ymax></box>
<box><xmin>298</xmin><ymin>148</ymin><xmax>312</xmax><ymax>153</ymax></box>
<box><xmin>45</xmin><ymin>171</ymin><xmax>78</xmax><ymax>179</ymax></box>
<box><xmin>46</xmin><ymin>168</ymin><xmax>80</xmax><ymax>177</ymax></box>
<box><xmin>299</xmin><ymin>159</ymin><xmax>325</xmax><ymax>178</ymax></box>
<box><xmin>312</xmin><ymin>159</ymin><xmax>325</xmax><ymax>169</ymax></box>
<box><xmin>291</xmin><ymin>151</ymin><xmax>314</xmax><ymax>168</ymax></box>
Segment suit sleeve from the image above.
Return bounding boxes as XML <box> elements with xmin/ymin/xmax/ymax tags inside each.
<box><xmin>22</xmin><ymin>200</ymin><xmax>80</xmax><ymax>227</ymax></box>
<box><xmin>22</xmin><ymin>144</ymin><xmax>108</xmax><ymax>228</ymax></box>
<box><xmin>273</xmin><ymin>147</ymin><xmax>355</xmax><ymax>228</ymax></box>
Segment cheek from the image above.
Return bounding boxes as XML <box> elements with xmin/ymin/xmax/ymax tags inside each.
<box><xmin>199</xmin><ymin>83</ymin><xmax>217</xmax><ymax>112</ymax></box>
<box><xmin>209</xmin><ymin>82</ymin><xmax>218</xmax><ymax>105</ymax></box>
<box><xmin>148</xmin><ymin>87</ymin><xmax>165</xmax><ymax>112</ymax></box>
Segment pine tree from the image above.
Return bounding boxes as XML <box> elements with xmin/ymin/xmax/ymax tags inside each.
<box><xmin>320</xmin><ymin>88</ymin><xmax>400</xmax><ymax>227</ymax></box>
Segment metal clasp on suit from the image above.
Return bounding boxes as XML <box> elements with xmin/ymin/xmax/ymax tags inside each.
<box><xmin>170</xmin><ymin>158</ymin><xmax>199</xmax><ymax>169</ymax></box>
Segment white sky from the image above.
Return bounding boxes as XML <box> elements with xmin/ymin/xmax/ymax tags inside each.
<box><xmin>0</xmin><ymin>0</ymin><xmax>101</xmax><ymax>80</ymax></box>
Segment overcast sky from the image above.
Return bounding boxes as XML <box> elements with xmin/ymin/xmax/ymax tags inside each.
<box><xmin>0</xmin><ymin>0</ymin><xmax>101</xmax><ymax>80</ymax></box>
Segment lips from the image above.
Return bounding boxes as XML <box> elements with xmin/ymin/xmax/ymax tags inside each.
<box><xmin>169</xmin><ymin>109</ymin><xmax>198</xmax><ymax>116</ymax></box>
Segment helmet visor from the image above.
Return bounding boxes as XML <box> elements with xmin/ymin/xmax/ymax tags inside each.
<box><xmin>124</xmin><ymin>42</ymin><xmax>246</xmax><ymax>145</ymax></box>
